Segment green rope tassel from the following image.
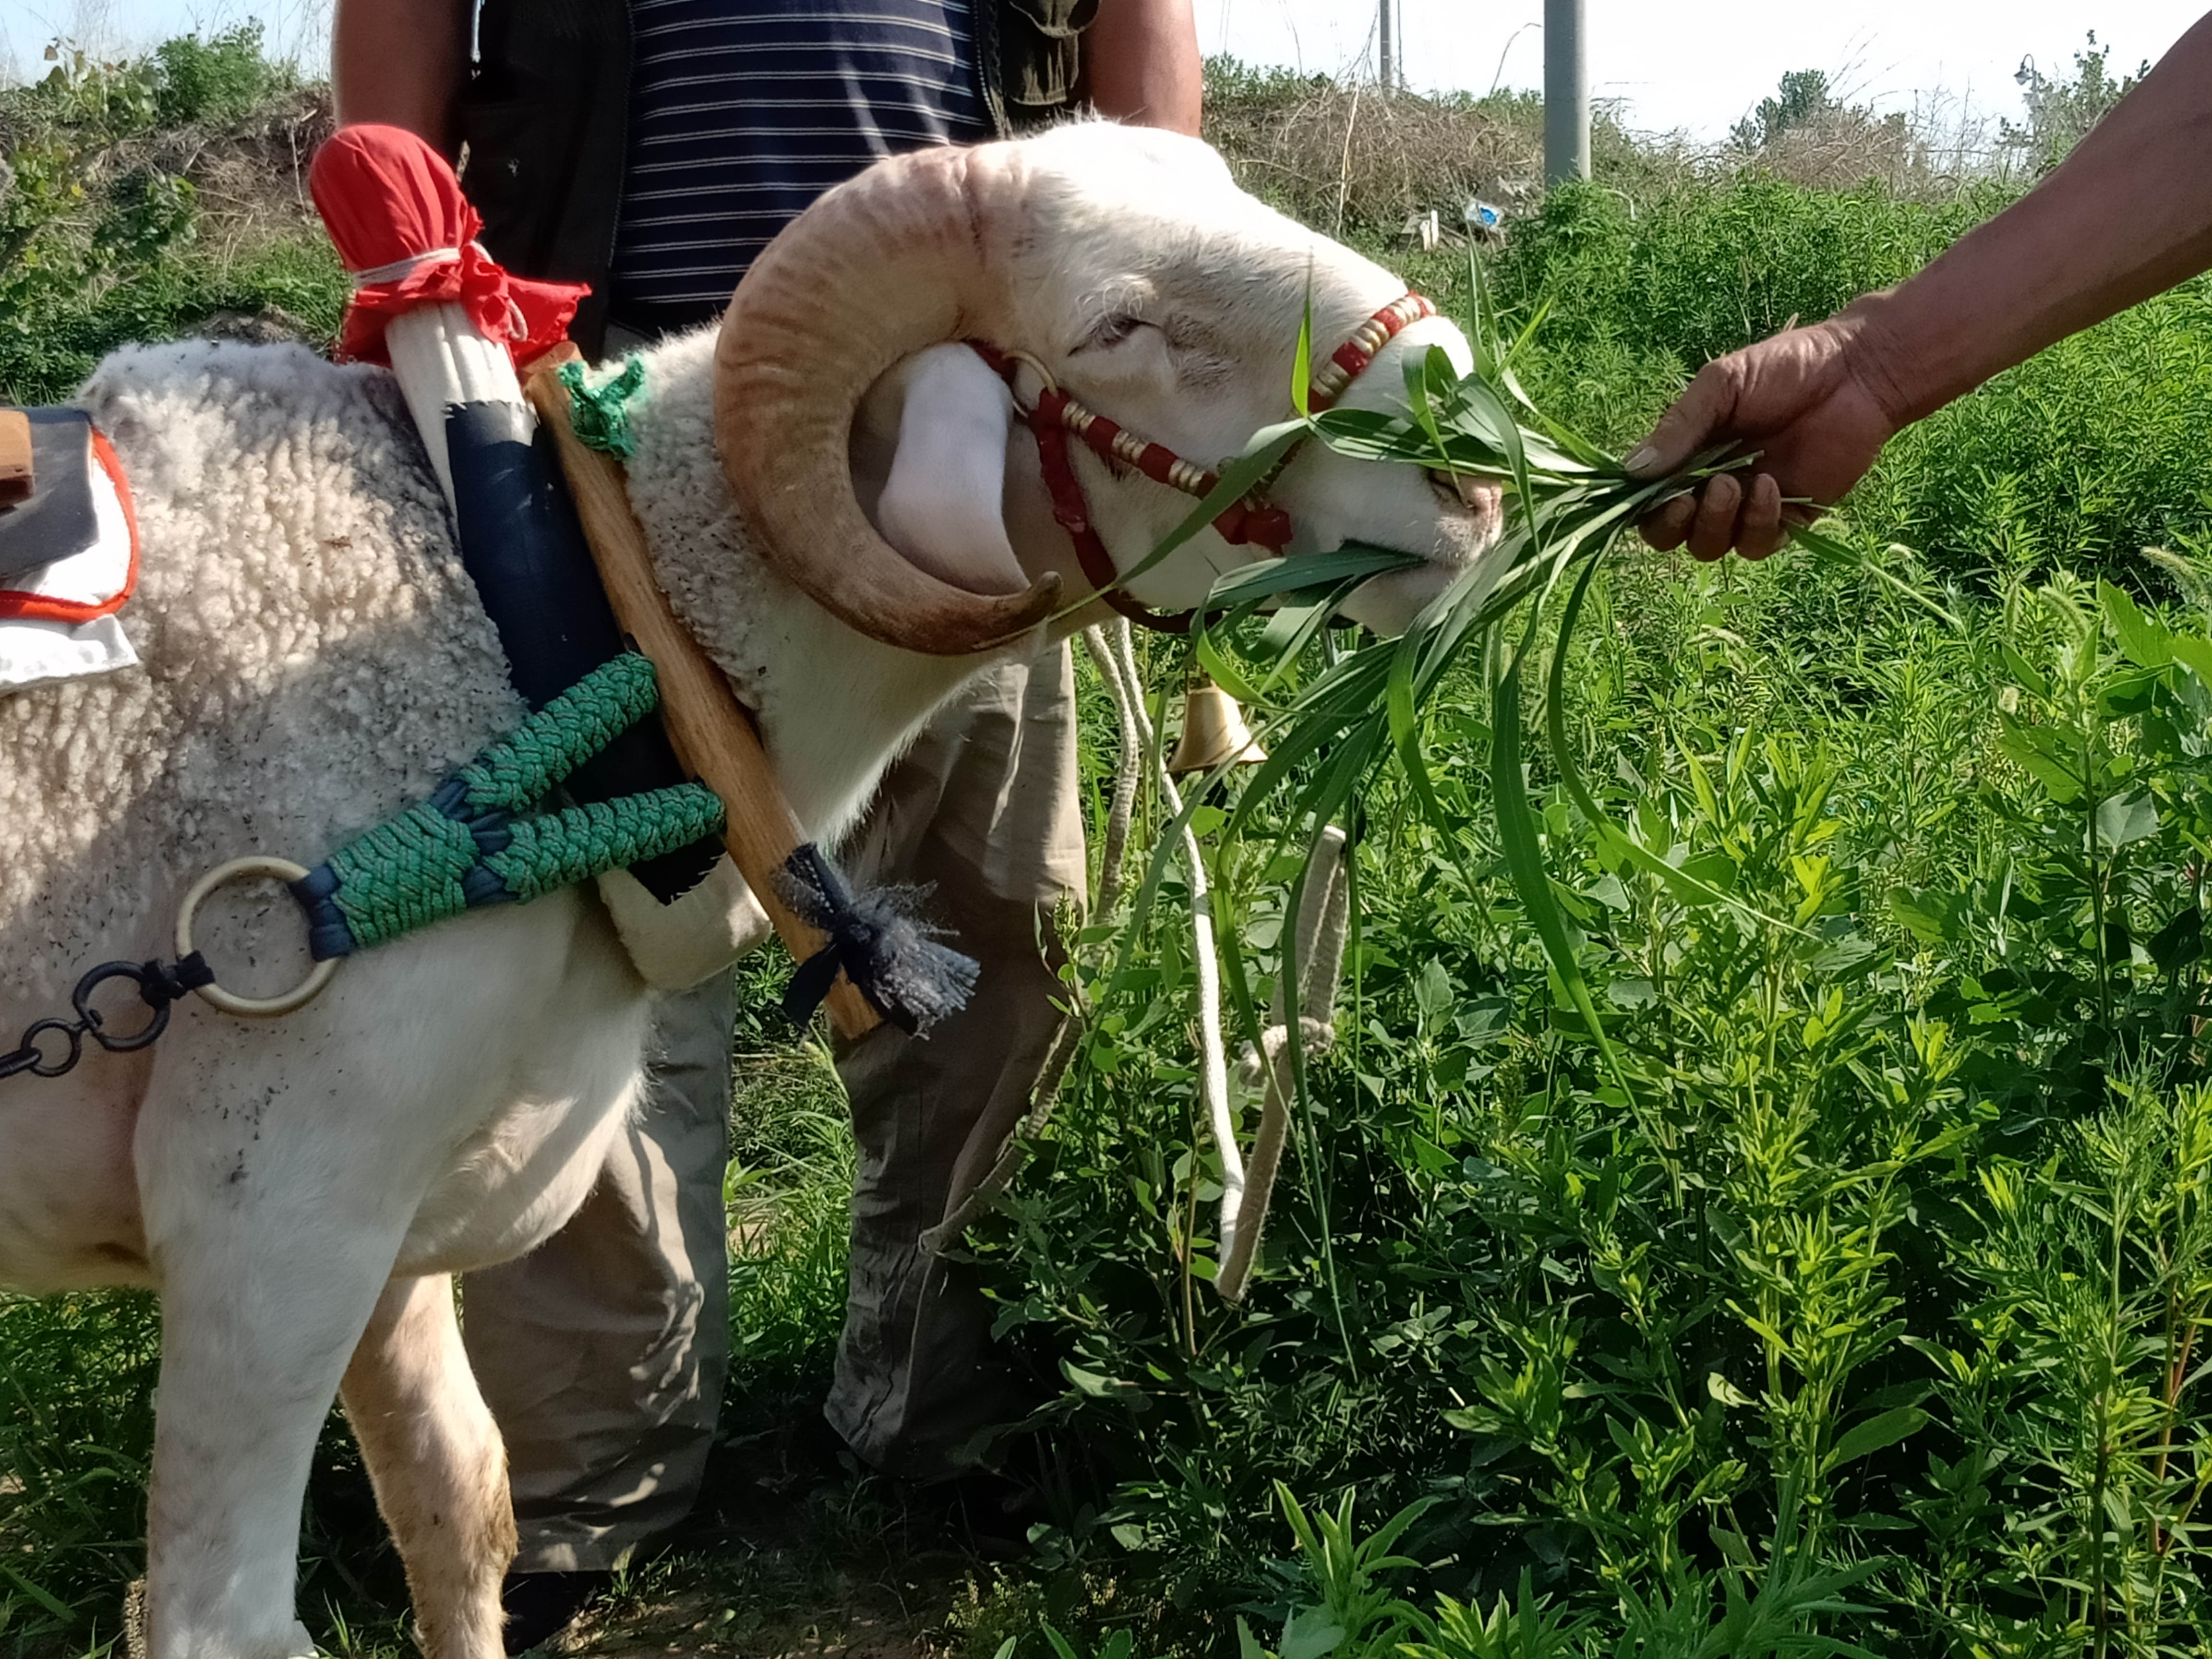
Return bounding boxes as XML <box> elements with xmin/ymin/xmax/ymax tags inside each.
<box><xmin>292</xmin><ymin>655</ymin><xmax>725</xmax><ymax>958</ymax></box>
<box><xmin>558</xmin><ymin>356</ymin><xmax>647</xmax><ymax>459</ymax></box>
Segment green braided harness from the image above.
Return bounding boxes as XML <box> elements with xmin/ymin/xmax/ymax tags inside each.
<box><xmin>292</xmin><ymin>654</ymin><xmax>725</xmax><ymax>959</ymax></box>
<box><xmin>19</xmin><ymin>359</ymin><xmax>976</xmax><ymax>1043</ymax></box>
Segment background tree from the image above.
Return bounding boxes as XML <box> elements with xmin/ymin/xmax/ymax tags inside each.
<box><xmin>2003</xmin><ymin>33</ymin><xmax>2147</xmax><ymax>175</ymax></box>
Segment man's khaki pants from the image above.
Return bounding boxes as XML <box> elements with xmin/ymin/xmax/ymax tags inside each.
<box><xmin>464</xmin><ymin>645</ymin><xmax>1084</xmax><ymax>1570</ymax></box>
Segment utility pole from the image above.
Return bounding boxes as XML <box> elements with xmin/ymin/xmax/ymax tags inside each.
<box><xmin>1543</xmin><ymin>0</ymin><xmax>1589</xmax><ymax>184</ymax></box>
<box><xmin>1378</xmin><ymin>0</ymin><xmax>1395</xmax><ymax>90</ymax></box>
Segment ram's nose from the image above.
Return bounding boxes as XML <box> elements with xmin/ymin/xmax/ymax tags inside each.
<box><xmin>1430</xmin><ymin>469</ymin><xmax>1504</xmax><ymax>545</ymax></box>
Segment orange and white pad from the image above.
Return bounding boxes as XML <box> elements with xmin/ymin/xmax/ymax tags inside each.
<box><xmin>0</xmin><ymin>428</ymin><xmax>141</xmax><ymax>695</ymax></box>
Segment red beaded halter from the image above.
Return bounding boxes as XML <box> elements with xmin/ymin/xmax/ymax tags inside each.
<box><xmin>972</xmin><ymin>293</ymin><xmax>1436</xmax><ymax>634</ymax></box>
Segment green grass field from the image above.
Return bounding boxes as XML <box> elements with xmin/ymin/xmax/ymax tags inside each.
<box><xmin>11</xmin><ymin>34</ymin><xmax>2212</xmax><ymax>1659</ymax></box>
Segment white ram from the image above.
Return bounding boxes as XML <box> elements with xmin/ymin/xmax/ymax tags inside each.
<box><xmin>0</xmin><ymin>122</ymin><xmax>1493</xmax><ymax>1659</ymax></box>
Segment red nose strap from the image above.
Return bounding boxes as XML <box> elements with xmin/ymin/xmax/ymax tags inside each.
<box><xmin>1309</xmin><ymin>293</ymin><xmax>1435</xmax><ymax>411</ymax></box>
<box><xmin>972</xmin><ymin>293</ymin><xmax>1435</xmax><ymax>634</ymax></box>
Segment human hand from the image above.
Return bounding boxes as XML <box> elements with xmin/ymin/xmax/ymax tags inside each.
<box><xmin>1629</xmin><ymin>310</ymin><xmax>1909</xmax><ymax>560</ymax></box>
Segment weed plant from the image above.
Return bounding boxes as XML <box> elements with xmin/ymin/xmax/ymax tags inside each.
<box><xmin>965</xmin><ymin>539</ymin><xmax>2212</xmax><ymax>1656</ymax></box>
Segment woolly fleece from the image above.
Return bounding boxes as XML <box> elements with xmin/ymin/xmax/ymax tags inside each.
<box><xmin>1</xmin><ymin>341</ymin><xmax>520</xmax><ymax>1015</ymax></box>
<box><xmin>614</xmin><ymin>327</ymin><xmax>984</xmax><ymax>843</ymax></box>
<box><xmin>1</xmin><ymin>332</ymin><xmax>978</xmax><ymax>1021</ymax></box>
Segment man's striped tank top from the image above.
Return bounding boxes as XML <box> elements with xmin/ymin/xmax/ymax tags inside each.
<box><xmin>610</xmin><ymin>0</ymin><xmax>994</xmax><ymax>324</ymax></box>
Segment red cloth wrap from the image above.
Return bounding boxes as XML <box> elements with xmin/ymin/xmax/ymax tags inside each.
<box><xmin>309</xmin><ymin>123</ymin><xmax>586</xmax><ymax>369</ymax></box>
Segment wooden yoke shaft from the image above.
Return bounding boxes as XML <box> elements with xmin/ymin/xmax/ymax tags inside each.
<box><xmin>525</xmin><ymin>349</ymin><xmax>880</xmax><ymax>1039</ymax></box>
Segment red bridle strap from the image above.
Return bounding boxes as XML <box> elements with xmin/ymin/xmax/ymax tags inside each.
<box><xmin>1308</xmin><ymin>293</ymin><xmax>1434</xmax><ymax>410</ymax></box>
<box><xmin>1038</xmin><ymin>387</ymin><xmax>1294</xmax><ymax>554</ymax></box>
<box><xmin>973</xmin><ymin>293</ymin><xmax>1435</xmax><ymax>634</ymax></box>
<box><xmin>1022</xmin><ymin>393</ymin><xmax>1183</xmax><ymax>631</ymax></box>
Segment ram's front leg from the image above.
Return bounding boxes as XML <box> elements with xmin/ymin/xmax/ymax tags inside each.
<box><xmin>139</xmin><ymin>1181</ymin><xmax>408</xmax><ymax>1659</ymax></box>
<box><xmin>131</xmin><ymin>985</ymin><xmax>467</xmax><ymax>1659</ymax></box>
<box><xmin>342</xmin><ymin>1274</ymin><xmax>515</xmax><ymax>1659</ymax></box>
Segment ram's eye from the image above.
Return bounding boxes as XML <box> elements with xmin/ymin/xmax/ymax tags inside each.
<box><xmin>1077</xmin><ymin>313</ymin><xmax>1147</xmax><ymax>352</ymax></box>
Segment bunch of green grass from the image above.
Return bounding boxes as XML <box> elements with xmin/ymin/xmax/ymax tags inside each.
<box><xmin>722</xmin><ymin>957</ymin><xmax>856</xmax><ymax>1389</ymax></box>
<box><xmin>1483</xmin><ymin>180</ymin><xmax>2212</xmax><ymax>585</ymax></box>
<box><xmin>1111</xmin><ymin>262</ymin><xmax>1932</xmax><ymax>1070</ymax></box>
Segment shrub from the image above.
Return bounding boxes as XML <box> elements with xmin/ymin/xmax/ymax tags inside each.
<box><xmin>153</xmin><ymin>25</ymin><xmax>296</xmax><ymax>129</ymax></box>
<box><xmin>1199</xmin><ymin>58</ymin><xmax>1671</xmax><ymax>238</ymax></box>
<box><xmin>0</xmin><ymin>28</ymin><xmax>339</xmax><ymax>406</ymax></box>
<box><xmin>968</xmin><ymin>543</ymin><xmax>2212</xmax><ymax>1653</ymax></box>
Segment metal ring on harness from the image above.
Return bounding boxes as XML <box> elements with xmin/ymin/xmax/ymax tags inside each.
<box><xmin>16</xmin><ymin>1018</ymin><xmax>82</xmax><ymax>1077</ymax></box>
<box><xmin>176</xmin><ymin>858</ymin><xmax>340</xmax><ymax>1018</ymax></box>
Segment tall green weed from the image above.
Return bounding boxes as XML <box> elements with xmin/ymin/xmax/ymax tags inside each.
<box><xmin>971</xmin><ymin>542</ymin><xmax>2212</xmax><ymax>1655</ymax></box>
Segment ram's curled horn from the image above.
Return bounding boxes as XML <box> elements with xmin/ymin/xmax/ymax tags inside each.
<box><xmin>715</xmin><ymin>143</ymin><xmax>1061</xmax><ymax>656</ymax></box>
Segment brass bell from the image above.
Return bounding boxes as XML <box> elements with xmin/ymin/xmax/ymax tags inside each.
<box><xmin>1168</xmin><ymin>667</ymin><xmax>1265</xmax><ymax>774</ymax></box>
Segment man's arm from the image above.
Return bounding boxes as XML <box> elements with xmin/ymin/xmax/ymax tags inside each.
<box><xmin>1635</xmin><ymin>8</ymin><xmax>2212</xmax><ymax>558</ymax></box>
<box><xmin>332</xmin><ymin>0</ymin><xmax>474</xmax><ymax>156</ymax></box>
<box><xmin>1086</xmin><ymin>0</ymin><xmax>1202</xmax><ymax>135</ymax></box>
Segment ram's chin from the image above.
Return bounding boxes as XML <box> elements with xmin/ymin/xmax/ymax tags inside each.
<box><xmin>1336</xmin><ymin>561</ymin><xmax>1463</xmax><ymax>636</ymax></box>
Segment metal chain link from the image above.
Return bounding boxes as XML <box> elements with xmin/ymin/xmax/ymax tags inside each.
<box><xmin>0</xmin><ymin>956</ymin><xmax>213</xmax><ymax>1082</ymax></box>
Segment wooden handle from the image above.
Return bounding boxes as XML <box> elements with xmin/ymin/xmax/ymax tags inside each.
<box><xmin>524</xmin><ymin>350</ymin><xmax>881</xmax><ymax>1039</ymax></box>
<box><xmin>0</xmin><ymin>410</ymin><xmax>31</xmax><ymax>506</ymax></box>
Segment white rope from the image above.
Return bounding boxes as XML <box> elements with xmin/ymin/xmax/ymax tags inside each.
<box><xmin>918</xmin><ymin>629</ymin><xmax>1152</xmax><ymax>1258</ymax></box>
<box><xmin>922</xmin><ymin>628</ymin><xmax>1353</xmax><ymax>1299</ymax></box>
<box><xmin>1217</xmin><ymin>824</ymin><xmax>1350</xmax><ymax>1303</ymax></box>
<box><xmin>348</xmin><ymin>245</ymin><xmax>463</xmax><ymax>287</ymax></box>
<box><xmin>1095</xmin><ymin>622</ymin><xmax>1245</xmax><ymax>1245</ymax></box>
<box><xmin>1084</xmin><ymin>625</ymin><xmax>1146</xmax><ymax>916</ymax></box>
<box><xmin>350</xmin><ymin>243</ymin><xmax>528</xmax><ymax>342</ymax></box>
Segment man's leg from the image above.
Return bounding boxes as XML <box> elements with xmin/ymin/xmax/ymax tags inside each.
<box><xmin>829</xmin><ymin>866</ymin><xmax>1069</xmax><ymax>1476</ymax></box>
<box><xmin>461</xmin><ymin>973</ymin><xmax>735</xmax><ymax>1608</ymax></box>
<box><xmin>826</xmin><ymin>646</ymin><xmax>1085</xmax><ymax>1480</ymax></box>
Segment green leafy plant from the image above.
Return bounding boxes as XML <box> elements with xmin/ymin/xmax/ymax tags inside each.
<box><xmin>973</xmin><ymin>512</ymin><xmax>2212</xmax><ymax>1654</ymax></box>
<box><xmin>0</xmin><ymin>27</ymin><xmax>343</xmax><ymax>405</ymax></box>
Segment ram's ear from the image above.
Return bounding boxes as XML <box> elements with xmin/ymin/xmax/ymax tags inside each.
<box><xmin>874</xmin><ymin>343</ymin><xmax>1027</xmax><ymax>596</ymax></box>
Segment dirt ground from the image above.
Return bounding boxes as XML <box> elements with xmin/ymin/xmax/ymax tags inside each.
<box><xmin>562</xmin><ymin>1580</ymin><xmax>940</xmax><ymax>1659</ymax></box>
<box><xmin>527</xmin><ymin>1395</ymin><xmax>1025</xmax><ymax>1659</ymax></box>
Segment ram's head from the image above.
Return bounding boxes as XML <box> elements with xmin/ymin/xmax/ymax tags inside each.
<box><xmin>718</xmin><ymin>121</ymin><xmax>1499</xmax><ymax>655</ymax></box>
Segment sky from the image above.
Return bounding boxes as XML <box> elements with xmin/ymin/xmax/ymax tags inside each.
<box><xmin>0</xmin><ymin>0</ymin><xmax>2204</xmax><ymax>142</ymax></box>
<box><xmin>1202</xmin><ymin>0</ymin><xmax>2208</xmax><ymax>139</ymax></box>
